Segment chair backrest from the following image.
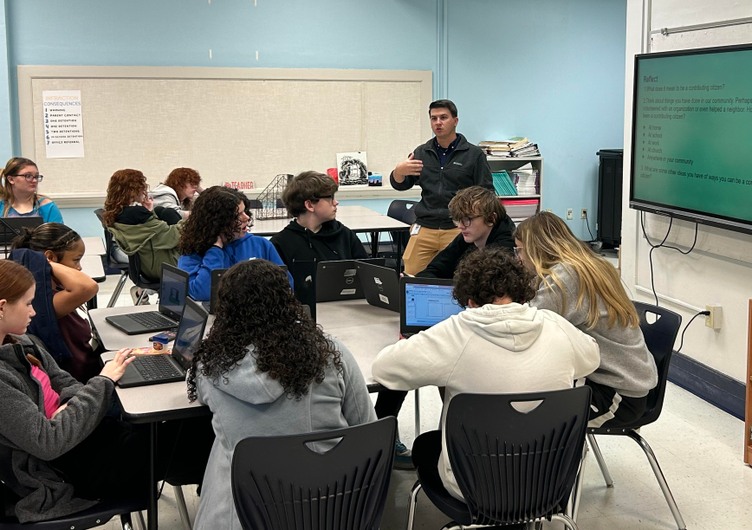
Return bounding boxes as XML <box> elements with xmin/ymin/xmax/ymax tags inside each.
<box><xmin>634</xmin><ymin>301</ymin><xmax>682</xmax><ymax>426</ymax></box>
<box><xmin>386</xmin><ymin>199</ymin><xmax>417</xmax><ymax>225</ymax></box>
<box><xmin>93</xmin><ymin>208</ymin><xmax>128</xmax><ymax>271</ymax></box>
<box><xmin>231</xmin><ymin>417</ymin><xmax>397</xmax><ymax>530</ymax></box>
<box><xmin>127</xmin><ymin>252</ymin><xmax>160</xmax><ymax>291</ymax></box>
<box><xmin>445</xmin><ymin>387</ymin><xmax>591</xmax><ymax>526</ymax></box>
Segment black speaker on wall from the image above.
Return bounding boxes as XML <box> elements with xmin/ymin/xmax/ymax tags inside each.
<box><xmin>596</xmin><ymin>149</ymin><xmax>623</xmax><ymax>248</ymax></box>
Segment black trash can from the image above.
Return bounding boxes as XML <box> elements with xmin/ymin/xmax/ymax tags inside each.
<box><xmin>596</xmin><ymin>149</ymin><xmax>623</xmax><ymax>248</ymax></box>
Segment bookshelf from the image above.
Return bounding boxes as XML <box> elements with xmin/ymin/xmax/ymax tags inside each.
<box><xmin>487</xmin><ymin>156</ymin><xmax>542</xmax><ymax>223</ymax></box>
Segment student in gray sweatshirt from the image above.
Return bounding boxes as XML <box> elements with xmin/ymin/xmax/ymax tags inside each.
<box><xmin>515</xmin><ymin>211</ymin><xmax>657</xmax><ymax>428</ymax></box>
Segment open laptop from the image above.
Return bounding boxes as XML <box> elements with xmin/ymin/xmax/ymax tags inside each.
<box><xmin>105</xmin><ymin>263</ymin><xmax>188</xmax><ymax>335</ymax></box>
<box><xmin>315</xmin><ymin>258</ymin><xmax>386</xmax><ymax>303</ymax></box>
<box><xmin>0</xmin><ymin>216</ymin><xmax>44</xmax><ymax>246</ymax></box>
<box><xmin>356</xmin><ymin>261</ymin><xmax>400</xmax><ymax>312</ymax></box>
<box><xmin>117</xmin><ymin>298</ymin><xmax>208</xmax><ymax>388</ymax></box>
<box><xmin>399</xmin><ymin>276</ymin><xmax>463</xmax><ymax>337</ymax></box>
<box><xmin>205</xmin><ymin>264</ymin><xmax>288</xmax><ymax>314</ymax></box>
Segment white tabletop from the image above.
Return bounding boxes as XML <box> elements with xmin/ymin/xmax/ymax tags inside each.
<box><xmin>82</xmin><ymin>236</ymin><xmax>105</xmax><ymax>256</ymax></box>
<box><xmin>81</xmin><ymin>254</ymin><xmax>105</xmax><ymax>282</ymax></box>
<box><xmin>251</xmin><ymin>205</ymin><xmax>410</xmax><ymax>236</ymax></box>
<box><xmin>96</xmin><ymin>299</ymin><xmax>399</xmax><ymax>419</ymax></box>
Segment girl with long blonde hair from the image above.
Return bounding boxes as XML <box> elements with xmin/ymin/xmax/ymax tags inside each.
<box><xmin>515</xmin><ymin>211</ymin><xmax>657</xmax><ymax>427</ymax></box>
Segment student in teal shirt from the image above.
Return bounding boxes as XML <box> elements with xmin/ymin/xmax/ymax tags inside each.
<box><xmin>0</xmin><ymin>157</ymin><xmax>63</xmax><ymax>223</ymax></box>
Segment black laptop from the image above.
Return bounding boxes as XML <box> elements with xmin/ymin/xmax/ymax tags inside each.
<box><xmin>0</xmin><ymin>216</ymin><xmax>44</xmax><ymax>246</ymax></box>
<box><xmin>399</xmin><ymin>276</ymin><xmax>463</xmax><ymax>337</ymax></box>
<box><xmin>315</xmin><ymin>258</ymin><xmax>386</xmax><ymax>303</ymax></box>
<box><xmin>356</xmin><ymin>261</ymin><xmax>400</xmax><ymax>312</ymax></box>
<box><xmin>117</xmin><ymin>298</ymin><xmax>208</xmax><ymax>388</ymax></box>
<box><xmin>105</xmin><ymin>263</ymin><xmax>188</xmax><ymax>335</ymax></box>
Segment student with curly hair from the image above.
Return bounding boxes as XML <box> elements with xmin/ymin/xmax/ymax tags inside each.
<box><xmin>372</xmin><ymin>247</ymin><xmax>599</xmax><ymax>501</ymax></box>
<box><xmin>177</xmin><ymin>186</ymin><xmax>288</xmax><ymax>301</ymax></box>
<box><xmin>103</xmin><ymin>169</ymin><xmax>182</xmax><ymax>283</ymax></box>
<box><xmin>151</xmin><ymin>167</ymin><xmax>203</xmax><ymax>219</ymax></box>
<box><xmin>416</xmin><ymin>185</ymin><xmax>515</xmax><ymax>278</ymax></box>
<box><xmin>0</xmin><ymin>157</ymin><xmax>63</xmax><ymax>222</ymax></box>
<box><xmin>514</xmin><ymin>211</ymin><xmax>656</xmax><ymax>428</ymax></box>
<box><xmin>187</xmin><ymin>259</ymin><xmax>375</xmax><ymax>529</ymax></box>
<box><xmin>11</xmin><ymin>223</ymin><xmax>100</xmax><ymax>381</ymax></box>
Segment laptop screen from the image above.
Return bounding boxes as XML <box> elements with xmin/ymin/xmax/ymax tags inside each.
<box><xmin>159</xmin><ymin>264</ymin><xmax>189</xmax><ymax>320</ymax></box>
<box><xmin>401</xmin><ymin>277</ymin><xmax>463</xmax><ymax>335</ymax></box>
<box><xmin>171</xmin><ymin>298</ymin><xmax>208</xmax><ymax>370</ymax></box>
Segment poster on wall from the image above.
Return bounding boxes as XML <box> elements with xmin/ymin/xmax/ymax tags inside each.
<box><xmin>336</xmin><ymin>151</ymin><xmax>368</xmax><ymax>186</ymax></box>
<box><xmin>42</xmin><ymin>90</ymin><xmax>85</xmax><ymax>158</ymax></box>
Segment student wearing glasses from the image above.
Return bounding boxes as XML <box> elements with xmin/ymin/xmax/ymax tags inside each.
<box><xmin>178</xmin><ymin>186</ymin><xmax>289</xmax><ymax>301</ymax></box>
<box><xmin>0</xmin><ymin>157</ymin><xmax>63</xmax><ymax>222</ymax></box>
<box><xmin>415</xmin><ymin>186</ymin><xmax>515</xmax><ymax>279</ymax></box>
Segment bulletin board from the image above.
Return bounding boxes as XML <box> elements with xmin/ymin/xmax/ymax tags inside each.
<box><xmin>17</xmin><ymin>66</ymin><xmax>432</xmax><ymax>199</ymax></box>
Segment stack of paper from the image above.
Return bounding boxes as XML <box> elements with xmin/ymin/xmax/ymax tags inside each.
<box><xmin>479</xmin><ymin>140</ymin><xmax>513</xmax><ymax>157</ymax></box>
<box><xmin>481</xmin><ymin>137</ymin><xmax>541</xmax><ymax>158</ymax></box>
<box><xmin>501</xmin><ymin>198</ymin><xmax>540</xmax><ymax>219</ymax></box>
<box><xmin>511</xmin><ymin>163</ymin><xmax>539</xmax><ymax>195</ymax></box>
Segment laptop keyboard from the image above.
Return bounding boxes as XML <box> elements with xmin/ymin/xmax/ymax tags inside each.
<box><xmin>127</xmin><ymin>311</ymin><xmax>177</xmax><ymax>328</ymax></box>
<box><xmin>133</xmin><ymin>355</ymin><xmax>183</xmax><ymax>381</ymax></box>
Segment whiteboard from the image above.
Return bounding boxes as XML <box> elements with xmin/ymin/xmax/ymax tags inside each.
<box><xmin>17</xmin><ymin>66</ymin><xmax>432</xmax><ymax>199</ymax></box>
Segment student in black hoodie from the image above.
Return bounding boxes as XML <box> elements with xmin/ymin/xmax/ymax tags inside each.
<box><xmin>416</xmin><ymin>185</ymin><xmax>515</xmax><ymax>279</ymax></box>
<box><xmin>270</xmin><ymin>171</ymin><xmax>368</xmax><ymax>303</ymax></box>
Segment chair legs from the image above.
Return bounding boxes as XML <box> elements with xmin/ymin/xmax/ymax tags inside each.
<box><xmin>405</xmin><ymin>480</ymin><xmax>422</xmax><ymax>530</ymax></box>
<box><xmin>172</xmin><ymin>485</ymin><xmax>193</xmax><ymax>530</ymax></box>
<box><xmin>588</xmin><ymin>432</ymin><xmax>686</xmax><ymax>530</ymax></box>
<box><xmin>107</xmin><ymin>270</ymin><xmax>129</xmax><ymax>308</ymax></box>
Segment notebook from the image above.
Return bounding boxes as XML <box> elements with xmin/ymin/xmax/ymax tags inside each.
<box><xmin>105</xmin><ymin>263</ymin><xmax>188</xmax><ymax>335</ymax></box>
<box><xmin>399</xmin><ymin>276</ymin><xmax>463</xmax><ymax>337</ymax></box>
<box><xmin>0</xmin><ymin>216</ymin><xmax>43</xmax><ymax>245</ymax></box>
<box><xmin>356</xmin><ymin>261</ymin><xmax>400</xmax><ymax>312</ymax></box>
<box><xmin>315</xmin><ymin>258</ymin><xmax>386</xmax><ymax>303</ymax></box>
<box><xmin>117</xmin><ymin>298</ymin><xmax>208</xmax><ymax>388</ymax></box>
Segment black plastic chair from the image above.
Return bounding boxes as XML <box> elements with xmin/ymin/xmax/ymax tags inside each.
<box><xmin>94</xmin><ymin>208</ymin><xmax>129</xmax><ymax>307</ymax></box>
<box><xmin>231</xmin><ymin>417</ymin><xmax>397</xmax><ymax>530</ymax></box>
<box><xmin>0</xmin><ymin>496</ymin><xmax>146</xmax><ymax>530</ymax></box>
<box><xmin>576</xmin><ymin>302</ymin><xmax>686</xmax><ymax>529</ymax></box>
<box><xmin>407</xmin><ymin>387</ymin><xmax>592</xmax><ymax>530</ymax></box>
<box><xmin>127</xmin><ymin>253</ymin><xmax>161</xmax><ymax>305</ymax></box>
<box><xmin>376</xmin><ymin>199</ymin><xmax>417</xmax><ymax>267</ymax></box>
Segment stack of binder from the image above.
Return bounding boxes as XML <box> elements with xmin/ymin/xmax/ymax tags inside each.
<box><xmin>492</xmin><ymin>171</ymin><xmax>518</xmax><ymax>196</ymax></box>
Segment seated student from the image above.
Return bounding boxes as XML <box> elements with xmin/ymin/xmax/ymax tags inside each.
<box><xmin>372</xmin><ymin>247</ymin><xmax>599</xmax><ymax>501</ymax></box>
<box><xmin>11</xmin><ymin>223</ymin><xmax>100</xmax><ymax>382</ymax></box>
<box><xmin>270</xmin><ymin>170</ymin><xmax>368</xmax><ymax>302</ymax></box>
<box><xmin>0</xmin><ymin>259</ymin><xmax>145</xmax><ymax>522</ymax></box>
<box><xmin>177</xmin><ymin>186</ymin><xmax>288</xmax><ymax>301</ymax></box>
<box><xmin>151</xmin><ymin>167</ymin><xmax>202</xmax><ymax>219</ymax></box>
<box><xmin>103</xmin><ymin>169</ymin><xmax>182</xmax><ymax>284</ymax></box>
<box><xmin>514</xmin><ymin>211</ymin><xmax>657</xmax><ymax>428</ymax></box>
<box><xmin>416</xmin><ymin>185</ymin><xmax>515</xmax><ymax>279</ymax></box>
<box><xmin>0</xmin><ymin>157</ymin><xmax>63</xmax><ymax>222</ymax></box>
<box><xmin>187</xmin><ymin>259</ymin><xmax>376</xmax><ymax>530</ymax></box>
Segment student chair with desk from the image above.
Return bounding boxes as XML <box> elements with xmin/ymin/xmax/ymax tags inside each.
<box><xmin>127</xmin><ymin>253</ymin><xmax>160</xmax><ymax>305</ymax></box>
<box><xmin>377</xmin><ymin>199</ymin><xmax>416</xmax><ymax>270</ymax></box>
<box><xmin>94</xmin><ymin>208</ymin><xmax>130</xmax><ymax>307</ymax></box>
<box><xmin>407</xmin><ymin>388</ymin><xmax>592</xmax><ymax>530</ymax></box>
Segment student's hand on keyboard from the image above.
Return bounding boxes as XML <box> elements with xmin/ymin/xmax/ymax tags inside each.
<box><xmin>100</xmin><ymin>348</ymin><xmax>137</xmax><ymax>382</ymax></box>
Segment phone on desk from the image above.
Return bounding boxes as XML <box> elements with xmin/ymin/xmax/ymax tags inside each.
<box><xmin>149</xmin><ymin>331</ymin><xmax>176</xmax><ymax>342</ymax></box>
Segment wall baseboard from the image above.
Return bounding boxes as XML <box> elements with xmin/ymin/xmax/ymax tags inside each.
<box><xmin>668</xmin><ymin>352</ymin><xmax>745</xmax><ymax>420</ymax></box>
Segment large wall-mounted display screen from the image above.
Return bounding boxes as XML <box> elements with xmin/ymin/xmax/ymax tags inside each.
<box><xmin>630</xmin><ymin>44</ymin><xmax>752</xmax><ymax>234</ymax></box>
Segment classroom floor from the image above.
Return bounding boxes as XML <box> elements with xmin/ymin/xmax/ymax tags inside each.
<box><xmin>95</xmin><ymin>274</ymin><xmax>752</xmax><ymax>530</ymax></box>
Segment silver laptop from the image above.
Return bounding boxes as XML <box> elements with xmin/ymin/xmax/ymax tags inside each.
<box><xmin>356</xmin><ymin>261</ymin><xmax>400</xmax><ymax>312</ymax></box>
<box><xmin>399</xmin><ymin>276</ymin><xmax>463</xmax><ymax>337</ymax></box>
<box><xmin>105</xmin><ymin>263</ymin><xmax>188</xmax><ymax>335</ymax></box>
<box><xmin>117</xmin><ymin>298</ymin><xmax>208</xmax><ymax>388</ymax></box>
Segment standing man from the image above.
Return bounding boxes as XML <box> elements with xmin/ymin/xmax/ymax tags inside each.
<box><xmin>390</xmin><ymin>99</ymin><xmax>494</xmax><ymax>275</ymax></box>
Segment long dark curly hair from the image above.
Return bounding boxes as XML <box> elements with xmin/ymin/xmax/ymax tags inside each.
<box><xmin>186</xmin><ymin>259</ymin><xmax>342</xmax><ymax>402</ymax></box>
<box><xmin>178</xmin><ymin>186</ymin><xmax>245</xmax><ymax>256</ymax></box>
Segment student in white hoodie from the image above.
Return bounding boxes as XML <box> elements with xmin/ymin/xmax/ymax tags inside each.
<box><xmin>371</xmin><ymin>247</ymin><xmax>599</xmax><ymax>501</ymax></box>
<box><xmin>150</xmin><ymin>167</ymin><xmax>202</xmax><ymax>219</ymax></box>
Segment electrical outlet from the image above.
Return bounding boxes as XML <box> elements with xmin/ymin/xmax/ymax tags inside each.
<box><xmin>566</xmin><ymin>208</ymin><xmax>574</xmax><ymax>220</ymax></box>
<box><xmin>705</xmin><ymin>304</ymin><xmax>722</xmax><ymax>330</ymax></box>
<box><xmin>581</xmin><ymin>208</ymin><xmax>588</xmax><ymax>219</ymax></box>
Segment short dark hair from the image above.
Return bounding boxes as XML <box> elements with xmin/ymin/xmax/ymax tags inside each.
<box><xmin>281</xmin><ymin>171</ymin><xmax>338</xmax><ymax>217</ymax></box>
<box><xmin>448</xmin><ymin>186</ymin><xmax>506</xmax><ymax>226</ymax></box>
<box><xmin>453</xmin><ymin>247</ymin><xmax>535</xmax><ymax>307</ymax></box>
<box><xmin>429</xmin><ymin>99</ymin><xmax>458</xmax><ymax>118</ymax></box>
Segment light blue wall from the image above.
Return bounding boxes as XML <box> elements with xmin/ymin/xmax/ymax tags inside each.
<box><xmin>1</xmin><ymin>1</ymin><xmax>11</xmax><ymax>161</ymax></box>
<box><xmin>3</xmin><ymin>0</ymin><xmax>627</xmax><ymax>241</ymax></box>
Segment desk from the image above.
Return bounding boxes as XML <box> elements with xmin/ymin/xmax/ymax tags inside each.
<box><xmin>82</xmin><ymin>236</ymin><xmax>106</xmax><ymax>256</ymax></box>
<box><xmin>252</xmin><ymin>205</ymin><xmax>410</xmax><ymax>258</ymax></box>
<box><xmin>95</xmin><ymin>300</ymin><xmax>400</xmax><ymax>529</ymax></box>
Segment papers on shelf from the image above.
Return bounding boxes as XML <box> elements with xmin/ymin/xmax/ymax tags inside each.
<box><xmin>492</xmin><ymin>171</ymin><xmax>518</xmax><ymax>196</ymax></box>
<box><xmin>511</xmin><ymin>163</ymin><xmax>539</xmax><ymax>195</ymax></box>
<box><xmin>501</xmin><ymin>198</ymin><xmax>540</xmax><ymax>219</ymax></box>
<box><xmin>480</xmin><ymin>136</ymin><xmax>540</xmax><ymax>158</ymax></box>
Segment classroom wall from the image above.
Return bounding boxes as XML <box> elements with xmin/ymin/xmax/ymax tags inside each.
<box><xmin>622</xmin><ymin>0</ymin><xmax>752</xmax><ymax>385</ymax></box>
<box><xmin>0</xmin><ymin>1</ymin><xmax>10</xmax><ymax>160</ymax></box>
<box><xmin>1</xmin><ymin>0</ymin><xmax>627</xmax><ymax>241</ymax></box>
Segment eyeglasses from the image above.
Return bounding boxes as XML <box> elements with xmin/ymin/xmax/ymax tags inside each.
<box><xmin>452</xmin><ymin>215</ymin><xmax>480</xmax><ymax>228</ymax></box>
<box><xmin>314</xmin><ymin>195</ymin><xmax>335</xmax><ymax>203</ymax></box>
<box><xmin>513</xmin><ymin>246</ymin><xmax>524</xmax><ymax>257</ymax></box>
<box><xmin>11</xmin><ymin>173</ymin><xmax>44</xmax><ymax>182</ymax></box>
